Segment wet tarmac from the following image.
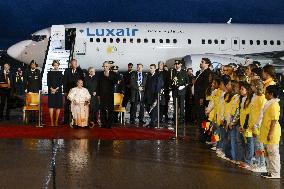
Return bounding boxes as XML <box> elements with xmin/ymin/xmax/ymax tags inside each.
<box><xmin>0</xmin><ymin>128</ymin><xmax>283</xmax><ymax>189</ymax></box>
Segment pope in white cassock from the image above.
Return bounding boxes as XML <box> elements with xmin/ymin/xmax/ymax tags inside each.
<box><xmin>67</xmin><ymin>79</ymin><xmax>91</xmax><ymax>127</ymax></box>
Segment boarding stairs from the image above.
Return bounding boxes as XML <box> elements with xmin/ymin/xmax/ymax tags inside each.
<box><xmin>41</xmin><ymin>25</ymin><xmax>75</xmax><ymax>94</ymax></box>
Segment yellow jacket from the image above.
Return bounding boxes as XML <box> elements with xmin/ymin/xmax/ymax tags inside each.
<box><xmin>249</xmin><ymin>94</ymin><xmax>266</xmax><ymax>136</ymax></box>
<box><xmin>259</xmin><ymin>100</ymin><xmax>281</xmax><ymax>144</ymax></box>
<box><xmin>240</xmin><ymin>96</ymin><xmax>251</xmax><ymax>137</ymax></box>
<box><xmin>263</xmin><ymin>78</ymin><xmax>276</xmax><ymax>93</ymax></box>
<box><xmin>215</xmin><ymin>89</ymin><xmax>225</xmax><ymax>126</ymax></box>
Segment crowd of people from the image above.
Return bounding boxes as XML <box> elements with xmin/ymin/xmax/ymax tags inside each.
<box><xmin>202</xmin><ymin>62</ymin><xmax>282</xmax><ymax>179</ymax></box>
<box><xmin>0</xmin><ymin>57</ymin><xmax>282</xmax><ymax>179</ymax></box>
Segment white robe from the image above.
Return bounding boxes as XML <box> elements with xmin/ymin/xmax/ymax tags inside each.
<box><xmin>67</xmin><ymin>87</ymin><xmax>91</xmax><ymax>127</ymax></box>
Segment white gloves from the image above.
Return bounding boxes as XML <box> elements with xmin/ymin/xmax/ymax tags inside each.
<box><xmin>178</xmin><ymin>86</ymin><xmax>185</xmax><ymax>90</ymax></box>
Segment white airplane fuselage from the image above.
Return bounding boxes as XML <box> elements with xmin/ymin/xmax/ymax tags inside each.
<box><xmin>7</xmin><ymin>22</ymin><xmax>284</xmax><ymax>73</ymax></box>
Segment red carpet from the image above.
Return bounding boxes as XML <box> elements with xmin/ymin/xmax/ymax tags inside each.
<box><xmin>0</xmin><ymin>125</ymin><xmax>175</xmax><ymax>140</ymax></box>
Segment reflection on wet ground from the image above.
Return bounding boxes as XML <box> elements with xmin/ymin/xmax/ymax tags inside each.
<box><xmin>0</xmin><ymin>125</ymin><xmax>283</xmax><ymax>189</ymax></box>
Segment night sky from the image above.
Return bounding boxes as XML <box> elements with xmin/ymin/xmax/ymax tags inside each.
<box><xmin>1</xmin><ymin>0</ymin><xmax>284</xmax><ymax>49</ymax></box>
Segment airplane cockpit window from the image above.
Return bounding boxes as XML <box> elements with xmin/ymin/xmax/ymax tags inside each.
<box><xmin>110</xmin><ymin>38</ymin><xmax>114</xmax><ymax>43</ymax></box>
<box><xmin>123</xmin><ymin>38</ymin><xmax>126</xmax><ymax>43</ymax></box>
<box><xmin>116</xmin><ymin>38</ymin><xmax>120</xmax><ymax>43</ymax></box>
<box><xmin>173</xmin><ymin>39</ymin><xmax>177</xmax><ymax>44</ymax></box>
<box><xmin>159</xmin><ymin>39</ymin><xmax>163</xmax><ymax>43</ymax></box>
<box><xmin>208</xmin><ymin>39</ymin><xmax>212</xmax><ymax>44</ymax></box>
<box><xmin>277</xmin><ymin>40</ymin><xmax>281</xmax><ymax>45</ymax></box>
<box><xmin>137</xmin><ymin>38</ymin><xmax>141</xmax><ymax>43</ymax></box>
<box><xmin>130</xmin><ymin>38</ymin><xmax>134</xmax><ymax>43</ymax></box>
<box><xmin>264</xmin><ymin>40</ymin><xmax>267</xmax><ymax>45</ymax></box>
<box><xmin>166</xmin><ymin>39</ymin><xmax>170</xmax><ymax>43</ymax></box>
<box><xmin>221</xmin><ymin>40</ymin><xmax>225</xmax><ymax>44</ymax></box>
<box><xmin>31</xmin><ymin>35</ymin><xmax>46</xmax><ymax>42</ymax></box>
<box><xmin>256</xmin><ymin>40</ymin><xmax>260</xmax><ymax>45</ymax></box>
<box><xmin>103</xmin><ymin>38</ymin><xmax>107</xmax><ymax>43</ymax></box>
<box><xmin>90</xmin><ymin>38</ymin><xmax>93</xmax><ymax>42</ymax></box>
<box><xmin>214</xmin><ymin>39</ymin><xmax>218</xmax><ymax>44</ymax></box>
<box><xmin>144</xmin><ymin>39</ymin><xmax>148</xmax><ymax>43</ymax></box>
<box><xmin>250</xmin><ymin>40</ymin><xmax>253</xmax><ymax>45</ymax></box>
<box><xmin>96</xmin><ymin>38</ymin><xmax>100</xmax><ymax>43</ymax></box>
<box><xmin>270</xmin><ymin>40</ymin><xmax>274</xmax><ymax>45</ymax></box>
<box><xmin>202</xmin><ymin>39</ymin><xmax>205</xmax><ymax>44</ymax></box>
<box><xmin>188</xmin><ymin>39</ymin><xmax>191</xmax><ymax>44</ymax></box>
<box><xmin>152</xmin><ymin>39</ymin><xmax>155</xmax><ymax>43</ymax></box>
<box><xmin>242</xmin><ymin>40</ymin><xmax>246</xmax><ymax>45</ymax></box>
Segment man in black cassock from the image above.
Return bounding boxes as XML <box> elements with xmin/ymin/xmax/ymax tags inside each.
<box><xmin>97</xmin><ymin>61</ymin><xmax>118</xmax><ymax>128</ymax></box>
<box><xmin>63</xmin><ymin>59</ymin><xmax>84</xmax><ymax>124</ymax></box>
<box><xmin>84</xmin><ymin>67</ymin><xmax>99</xmax><ymax>126</ymax></box>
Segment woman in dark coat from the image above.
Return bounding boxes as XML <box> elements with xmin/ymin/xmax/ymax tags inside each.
<box><xmin>47</xmin><ymin>60</ymin><xmax>64</xmax><ymax>126</ymax></box>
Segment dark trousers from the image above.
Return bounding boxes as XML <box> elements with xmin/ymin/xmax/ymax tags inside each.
<box><xmin>173</xmin><ymin>94</ymin><xmax>185</xmax><ymax>121</ymax></box>
<box><xmin>146</xmin><ymin>104</ymin><xmax>158</xmax><ymax>127</ymax></box>
<box><xmin>195</xmin><ymin>99</ymin><xmax>207</xmax><ymax>142</ymax></box>
<box><xmin>130</xmin><ymin>101</ymin><xmax>144</xmax><ymax>122</ymax></box>
<box><xmin>122</xmin><ymin>89</ymin><xmax>131</xmax><ymax>107</ymax></box>
<box><xmin>100</xmin><ymin>108</ymin><xmax>113</xmax><ymax>128</ymax></box>
<box><xmin>64</xmin><ymin>96</ymin><xmax>71</xmax><ymax>124</ymax></box>
<box><xmin>0</xmin><ymin>89</ymin><xmax>11</xmax><ymax>118</ymax></box>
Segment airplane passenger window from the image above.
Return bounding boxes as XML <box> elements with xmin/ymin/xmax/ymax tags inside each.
<box><xmin>256</xmin><ymin>40</ymin><xmax>260</xmax><ymax>45</ymax></box>
<box><xmin>270</xmin><ymin>40</ymin><xmax>274</xmax><ymax>45</ymax></box>
<box><xmin>188</xmin><ymin>39</ymin><xmax>191</xmax><ymax>44</ymax></box>
<box><xmin>137</xmin><ymin>38</ymin><xmax>141</xmax><ymax>43</ymax></box>
<box><xmin>144</xmin><ymin>38</ymin><xmax>148</xmax><ymax>43</ymax></box>
<box><xmin>202</xmin><ymin>39</ymin><xmax>205</xmax><ymax>44</ymax></box>
<box><xmin>116</xmin><ymin>38</ymin><xmax>120</xmax><ymax>43</ymax></box>
<box><xmin>96</xmin><ymin>38</ymin><xmax>100</xmax><ymax>43</ymax></box>
<box><xmin>214</xmin><ymin>39</ymin><xmax>218</xmax><ymax>44</ymax></box>
<box><xmin>277</xmin><ymin>40</ymin><xmax>281</xmax><ymax>45</ymax></box>
<box><xmin>264</xmin><ymin>40</ymin><xmax>267</xmax><ymax>45</ymax></box>
<box><xmin>250</xmin><ymin>40</ymin><xmax>253</xmax><ymax>45</ymax></box>
<box><xmin>130</xmin><ymin>38</ymin><xmax>134</xmax><ymax>43</ymax></box>
<box><xmin>208</xmin><ymin>39</ymin><xmax>212</xmax><ymax>44</ymax></box>
<box><xmin>160</xmin><ymin>39</ymin><xmax>163</xmax><ymax>43</ymax></box>
<box><xmin>90</xmin><ymin>38</ymin><xmax>93</xmax><ymax>42</ymax></box>
<box><xmin>152</xmin><ymin>39</ymin><xmax>155</xmax><ymax>43</ymax></box>
<box><xmin>234</xmin><ymin>40</ymin><xmax>238</xmax><ymax>45</ymax></box>
<box><xmin>166</xmin><ymin>39</ymin><xmax>170</xmax><ymax>43</ymax></box>
<box><xmin>173</xmin><ymin>39</ymin><xmax>177</xmax><ymax>44</ymax></box>
<box><xmin>123</xmin><ymin>38</ymin><xmax>126</xmax><ymax>43</ymax></box>
<box><xmin>103</xmin><ymin>38</ymin><xmax>107</xmax><ymax>43</ymax></box>
<box><xmin>110</xmin><ymin>38</ymin><xmax>113</xmax><ymax>43</ymax></box>
<box><xmin>221</xmin><ymin>40</ymin><xmax>225</xmax><ymax>44</ymax></box>
<box><xmin>242</xmin><ymin>40</ymin><xmax>245</xmax><ymax>45</ymax></box>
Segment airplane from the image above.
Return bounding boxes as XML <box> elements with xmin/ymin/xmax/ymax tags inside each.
<box><xmin>6</xmin><ymin>22</ymin><xmax>284</xmax><ymax>74</ymax></box>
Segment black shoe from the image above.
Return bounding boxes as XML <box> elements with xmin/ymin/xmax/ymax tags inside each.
<box><xmin>130</xmin><ymin>120</ymin><xmax>136</xmax><ymax>124</ymax></box>
<box><xmin>5</xmin><ymin>116</ymin><xmax>10</xmax><ymax>120</ymax></box>
<box><xmin>139</xmin><ymin>120</ymin><xmax>146</xmax><ymax>124</ymax></box>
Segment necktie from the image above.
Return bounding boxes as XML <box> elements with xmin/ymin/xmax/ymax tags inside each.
<box><xmin>138</xmin><ymin>72</ymin><xmax>142</xmax><ymax>86</ymax></box>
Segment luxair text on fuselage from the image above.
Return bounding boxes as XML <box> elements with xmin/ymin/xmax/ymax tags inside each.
<box><xmin>87</xmin><ymin>28</ymin><xmax>139</xmax><ymax>37</ymax></box>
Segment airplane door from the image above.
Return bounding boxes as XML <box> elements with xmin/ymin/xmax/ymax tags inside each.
<box><xmin>231</xmin><ymin>37</ymin><xmax>240</xmax><ymax>51</ymax></box>
<box><xmin>75</xmin><ymin>29</ymin><xmax>86</xmax><ymax>55</ymax></box>
<box><xmin>219</xmin><ymin>38</ymin><xmax>230</xmax><ymax>51</ymax></box>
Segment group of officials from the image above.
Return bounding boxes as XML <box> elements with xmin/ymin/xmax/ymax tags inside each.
<box><xmin>0</xmin><ymin>57</ymin><xmax>209</xmax><ymax>130</ymax></box>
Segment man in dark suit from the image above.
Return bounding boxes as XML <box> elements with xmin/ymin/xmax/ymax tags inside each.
<box><xmin>156</xmin><ymin>61</ymin><xmax>170</xmax><ymax>122</ymax></box>
<box><xmin>63</xmin><ymin>59</ymin><xmax>84</xmax><ymax>124</ymax></box>
<box><xmin>130</xmin><ymin>63</ymin><xmax>147</xmax><ymax>125</ymax></box>
<box><xmin>171</xmin><ymin>60</ymin><xmax>189</xmax><ymax>123</ymax></box>
<box><xmin>144</xmin><ymin>64</ymin><xmax>164</xmax><ymax>128</ymax></box>
<box><xmin>193</xmin><ymin>57</ymin><xmax>212</xmax><ymax>142</ymax></box>
<box><xmin>97</xmin><ymin>61</ymin><xmax>118</xmax><ymax>128</ymax></box>
<box><xmin>84</xmin><ymin>67</ymin><xmax>99</xmax><ymax>126</ymax></box>
<box><xmin>0</xmin><ymin>63</ymin><xmax>13</xmax><ymax>120</ymax></box>
<box><xmin>24</xmin><ymin>60</ymin><xmax>42</xmax><ymax>93</ymax></box>
<box><xmin>122</xmin><ymin>63</ymin><xmax>133</xmax><ymax>108</ymax></box>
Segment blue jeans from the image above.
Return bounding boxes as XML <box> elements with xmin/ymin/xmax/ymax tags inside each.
<box><xmin>254</xmin><ymin>137</ymin><xmax>266</xmax><ymax>167</ymax></box>
<box><xmin>244</xmin><ymin>137</ymin><xmax>254</xmax><ymax>165</ymax></box>
<box><xmin>229</xmin><ymin>125</ymin><xmax>239</xmax><ymax>161</ymax></box>
<box><xmin>216</xmin><ymin>126</ymin><xmax>225</xmax><ymax>151</ymax></box>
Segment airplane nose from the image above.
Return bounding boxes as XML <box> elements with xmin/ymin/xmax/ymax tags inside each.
<box><xmin>7</xmin><ymin>40</ymin><xmax>32</xmax><ymax>60</ymax></box>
